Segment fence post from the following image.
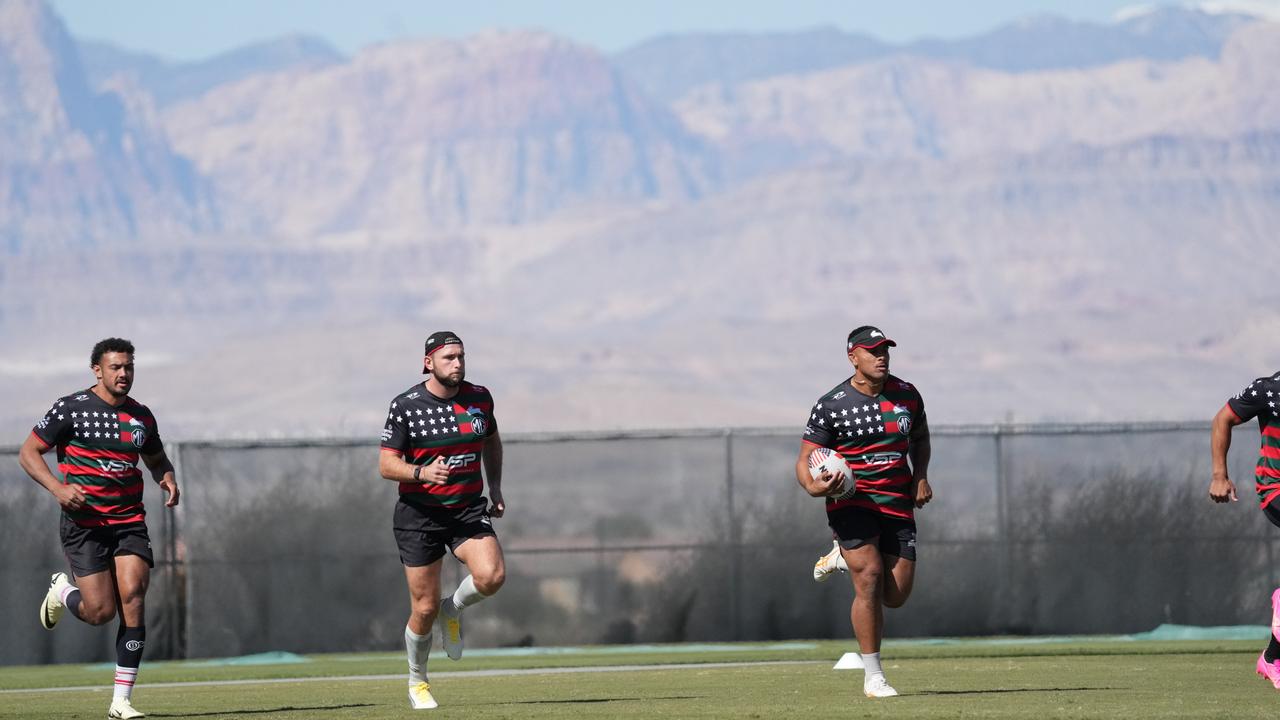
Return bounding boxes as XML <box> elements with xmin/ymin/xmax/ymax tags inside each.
<box><xmin>169</xmin><ymin>440</ymin><xmax>189</xmax><ymax>659</ymax></box>
<box><xmin>993</xmin><ymin>426</ymin><xmax>1012</xmax><ymax>629</ymax></box>
<box><xmin>724</xmin><ymin>429</ymin><xmax>740</xmax><ymax>641</ymax></box>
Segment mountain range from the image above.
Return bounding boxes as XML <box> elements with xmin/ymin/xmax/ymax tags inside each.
<box><xmin>0</xmin><ymin>0</ymin><xmax>1277</xmax><ymax>439</ymax></box>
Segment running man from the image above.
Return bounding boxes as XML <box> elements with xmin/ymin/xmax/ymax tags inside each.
<box><xmin>1209</xmin><ymin>369</ymin><xmax>1280</xmax><ymax>688</ymax></box>
<box><xmin>379</xmin><ymin>331</ymin><xmax>506</xmax><ymax>710</ymax></box>
<box><xmin>18</xmin><ymin>338</ymin><xmax>179</xmax><ymax>720</ymax></box>
<box><xmin>795</xmin><ymin>325</ymin><xmax>932</xmax><ymax>698</ymax></box>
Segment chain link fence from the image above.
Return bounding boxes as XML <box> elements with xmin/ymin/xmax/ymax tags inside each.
<box><xmin>2</xmin><ymin>422</ymin><xmax>1275</xmax><ymax>665</ymax></box>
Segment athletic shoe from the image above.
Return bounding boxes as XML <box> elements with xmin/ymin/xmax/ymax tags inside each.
<box><xmin>108</xmin><ymin>697</ymin><xmax>146</xmax><ymax>719</ymax></box>
<box><xmin>439</xmin><ymin>599</ymin><xmax>464</xmax><ymax>661</ymax></box>
<box><xmin>813</xmin><ymin>540</ymin><xmax>846</xmax><ymax>583</ymax></box>
<box><xmin>1271</xmin><ymin>587</ymin><xmax>1280</xmax><ymax>642</ymax></box>
<box><xmin>408</xmin><ymin>681</ymin><xmax>439</xmax><ymax>710</ymax></box>
<box><xmin>864</xmin><ymin>675</ymin><xmax>900</xmax><ymax>698</ymax></box>
<box><xmin>1257</xmin><ymin>653</ymin><xmax>1280</xmax><ymax>689</ymax></box>
<box><xmin>39</xmin><ymin>572</ymin><xmax>71</xmax><ymax>630</ymax></box>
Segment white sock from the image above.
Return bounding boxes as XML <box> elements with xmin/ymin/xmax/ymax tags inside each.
<box><xmin>449</xmin><ymin>575</ymin><xmax>488</xmax><ymax>613</ymax></box>
<box><xmin>405</xmin><ymin>626</ymin><xmax>431</xmax><ymax>684</ymax></box>
<box><xmin>862</xmin><ymin>652</ymin><xmax>884</xmax><ymax>681</ymax></box>
<box><xmin>113</xmin><ymin>665</ymin><xmax>137</xmax><ymax>700</ymax></box>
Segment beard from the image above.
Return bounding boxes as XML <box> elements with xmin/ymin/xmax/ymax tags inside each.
<box><xmin>434</xmin><ymin>369</ymin><xmax>464</xmax><ymax>388</ymax></box>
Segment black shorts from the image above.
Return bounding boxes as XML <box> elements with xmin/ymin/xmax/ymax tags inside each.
<box><xmin>828</xmin><ymin>506</ymin><xmax>917</xmax><ymax>561</ymax></box>
<box><xmin>393</xmin><ymin>496</ymin><xmax>496</xmax><ymax>567</ymax></box>
<box><xmin>60</xmin><ymin>516</ymin><xmax>154</xmax><ymax>577</ymax></box>
<box><xmin>1265</xmin><ymin>502</ymin><xmax>1280</xmax><ymax>529</ymax></box>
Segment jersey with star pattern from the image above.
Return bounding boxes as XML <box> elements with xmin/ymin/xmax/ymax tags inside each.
<box><xmin>802</xmin><ymin>375</ymin><xmax>928</xmax><ymax>520</ymax></box>
<box><xmin>380</xmin><ymin>381</ymin><xmax>497</xmax><ymax>508</ymax></box>
<box><xmin>1227</xmin><ymin>371</ymin><xmax>1280</xmax><ymax>508</ymax></box>
<box><xmin>31</xmin><ymin>389</ymin><xmax>163</xmax><ymax>527</ymax></box>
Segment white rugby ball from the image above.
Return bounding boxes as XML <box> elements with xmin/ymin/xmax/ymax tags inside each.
<box><xmin>808</xmin><ymin>447</ymin><xmax>854</xmax><ymax>499</ymax></box>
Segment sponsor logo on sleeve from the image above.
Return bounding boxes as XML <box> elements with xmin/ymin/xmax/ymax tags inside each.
<box><xmin>128</xmin><ymin>418</ymin><xmax>148</xmax><ymax>449</ymax></box>
<box><xmin>380</xmin><ymin>427</ymin><xmax>394</xmax><ymax>442</ymax></box>
<box><xmin>466</xmin><ymin>407</ymin><xmax>488</xmax><ymax>436</ymax></box>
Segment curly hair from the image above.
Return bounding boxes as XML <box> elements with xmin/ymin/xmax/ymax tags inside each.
<box><xmin>90</xmin><ymin>337</ymin><xmax>135</xmax><ymax>367</ymax></box>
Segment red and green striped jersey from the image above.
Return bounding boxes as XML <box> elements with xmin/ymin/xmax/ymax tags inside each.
<box><xmin>1227</xmin><ymin>371</ymin><xmax>1280</xmax><ymax>508</ymax></box>
<box><xmin>802</xmin><ymin>375</ymin><xmax>928</xmax><ymax>520</ymax></box>
<box><xmin>31</xmin><ymin>390</ymin><xmax>163</xmax><ymax>528</ymax></box>
<box><xmin>380</xmin><ymin>381</ymin><xmax>497</xmax><ymax>508</ymax></box>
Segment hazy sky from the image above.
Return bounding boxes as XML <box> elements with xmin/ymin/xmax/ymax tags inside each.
<box><xmin>48</xmin><ymin>0</ymin><xmax>1280</xmax><ymax>61</ymax></box>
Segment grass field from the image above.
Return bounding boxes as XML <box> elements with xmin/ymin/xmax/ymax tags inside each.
<box><xmin>1</xmin><ymin>638</ymin><xmax>1276</xmax><ymax>719</ymax></box>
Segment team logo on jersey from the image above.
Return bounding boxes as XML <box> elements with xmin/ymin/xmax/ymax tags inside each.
<box><xmin>466</xmin><ymin>407</ymin><xmax>488</xmax><ymax>436</ymax></box>
<box><xmin>406</xmin><ymin>392</ymin><xmax>420</xmax><ymax>399</ymax></box>
<box><xmin>74</xmin><ymin>394</ymin><xmax>89</xmax><ymax>401</ymax></box>
<box><xmin>832</xmin><ymin>391</ymin><xmax>847</xmax><ymax>400</ymax></box>
<box><xmin>896</xmin><ymin>416</ymin><xmax>912</xmax><ymax>435</ymax></box>
<box><xmin>128</xmin><ymin>418</ymin><xmax>148</xmax><ymax>448</ymax></box>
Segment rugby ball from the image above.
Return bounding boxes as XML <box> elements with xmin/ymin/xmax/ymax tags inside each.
<box><xmin>808</xmin><ymin>447</ymin><xmax>854</xmax><ymax>499</ymax></box>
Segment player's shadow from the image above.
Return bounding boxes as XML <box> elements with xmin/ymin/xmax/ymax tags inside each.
<box><xmin>914</xmin><ymin>686</ymin><xmax>1118</xmax><ymax>696</ymax></box>
<box><xmin>477</xmin><ymin>694</ymin><xmax>702</xmax><ymax>706</ymax></box>
<box><xmin>149</xmin><ymin>704</ymin><xmax>375</xmax><ymax>717</ymax></box>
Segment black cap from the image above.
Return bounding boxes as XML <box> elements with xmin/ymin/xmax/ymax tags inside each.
<box><xmin>423</xmin><ymin>331</ymin><xmax>463</xmax><ymax>373</ymax></box>
<box><xmin>847</xmin><ymin>325</ymin><xmax>896</xmax><ymax>352</ymax></box>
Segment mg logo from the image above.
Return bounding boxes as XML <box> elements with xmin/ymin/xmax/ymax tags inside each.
<box><xmin>897</xmin><ymin>417</ymin><xmax>912</xmax><ymax>435</ymax></box>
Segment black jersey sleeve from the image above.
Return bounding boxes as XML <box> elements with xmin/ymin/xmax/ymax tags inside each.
<box><xmin>32</xmin><ymin>398</ymin><xmax>73</xmax><ymax>448</ymax></box>
<box><xmin>803</xmin><ymin>399</ymin><xmax>837</xmax><ymax>448</ymax></box>
<box><xmin>1228</xmin><ymin>376</ymin><xmax>1278</xmax><ymax>423</ymax></box>
<box><xmin>910</xmin><ymin>391</ymin><xmax>929</xmax><ymax>443</ymax></box>
<box><xmin>141</xmin><ymin>416</ymin><xmax>164</xmax><ymax>455</ymax></box>
<box><xmin>381</xmin><ymin>400</ymin><xmax>410</xmax><ymax>454</ymax></box>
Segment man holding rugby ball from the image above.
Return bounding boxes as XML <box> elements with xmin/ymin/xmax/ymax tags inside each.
<box><xmin>794</xmin><ymin>325</ymin><xmax>933</xmax><ymax>698</ymax></box>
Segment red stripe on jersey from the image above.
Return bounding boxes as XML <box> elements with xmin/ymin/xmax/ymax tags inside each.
<box><xmin>858</xmin><ymin>474</ymin><xmax>913</xmax><ymax>490</ymax></box>
<box><xmin>1257</xmin><ymin>465</ymin><xmax>1280</xmax><ymax>479</ymax></box>
<box><xmin>400</xmin><ymin>479</ymin><xmax>484</xmax><ymax>496</ymax></box>
<box><xmin>1261</xmin><ymin>445</ymin><xmax>1280</xmax><ymax>460</ymax></box>
<box><xmin>65</xmin><ymin>445</ymin><xmax>136</xmax><ymax>462</ymax></box>
<box><xmin>78</xmin><ymin>482</ymin><xmax>144</xmax><ymax>498</ymax></box>
<box><xmin>1263</xmin><ymin>487</ymin><xmax>1280</xmax><ymax>509</ymax></box>
<box><xmin>29</xmin><ymin>430</ymin><xmax>51</xmax><ymax>451</ymax></box>
<box><xmin>838</xmin><ymin>439</ymin><xmax>909</xmax><ymax>455</ymax></box>
<box><xmin>71</xmin><ymin>514</ymin><xmax>145</xmax><ymax>528</ymax></box>
<box><xmin>79</xmin><ymin>500</ymin><xmax>142</xmax><ymax>516</ymax></box>
<box><xmin>380</xmin><ymin>447</ymin><xmax>405</xmax><ymax>455</ymax></box>
<box><xmin>1264</xmin><ymin>425</ymin><xmax>1280</xmax><ymax>439</ymax></box>
<box><xmin>827</xmin><ymin>496</ymin><xmax>913</xmax><ymax>520</ymax></box>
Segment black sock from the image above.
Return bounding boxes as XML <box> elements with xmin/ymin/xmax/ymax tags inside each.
<box><xmin>64</xmin><ymin>588</ymin><xmax>84</xmax><ymax>622</ymax></box>
<box><xmin>1265</xmin><ymin>632</ymin><xmax>1280</xmax><ymax>663</ymax></box>
<box><xmin>116</xmin><ymin>625</ymin><xmax>146</xmax><ymax>669</ymax></box>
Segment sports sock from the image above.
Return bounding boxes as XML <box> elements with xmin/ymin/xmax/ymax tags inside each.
<box><xmin>449</xmin><ymin>575</ymin><xmax>488</xmax><ymax>612</ymax></box>
<box><xmin>1266</xmin><ymin>633</ymin><xmax>1280</xmax><ymax>663</ymax></box>
<box><xmin>58</xmin><ymin>583</ymin><xmax>85</xmax><ymax>622</ymax></box>
<box><xmin>405</xmin><ymin>625</ymin><xmax>432</xmax><ymax>684</ymax></box>
<box><xmin>861</xmin><ymin>651</ymin><xmax>884</xmax><ymax>680</ymax></box>
<box><xmin>113</xmin><ymin>626</ymin><xmax>144</xmax><ymax>700</ymax></box>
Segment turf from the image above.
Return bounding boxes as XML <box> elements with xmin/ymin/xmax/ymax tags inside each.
<box><xmin>0</xmin><ymin>639</ymin><xmax>1275</xmax><ymax>719</ymax></box>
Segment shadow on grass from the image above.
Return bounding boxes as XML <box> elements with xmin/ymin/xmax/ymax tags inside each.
<box><xmin>914</xmin><ymin>686</ymin><xmax>1118</xmax><ymax>697</ymax></box>
<box><xmin>475</xmin><ymin>695</ymin><xmax>703</xmax><ymax>706</ymax></box>
<box><xmin>150</xmin><ymin>704</ymin><xmax>375</xmax><ymax>717</ymax></box>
